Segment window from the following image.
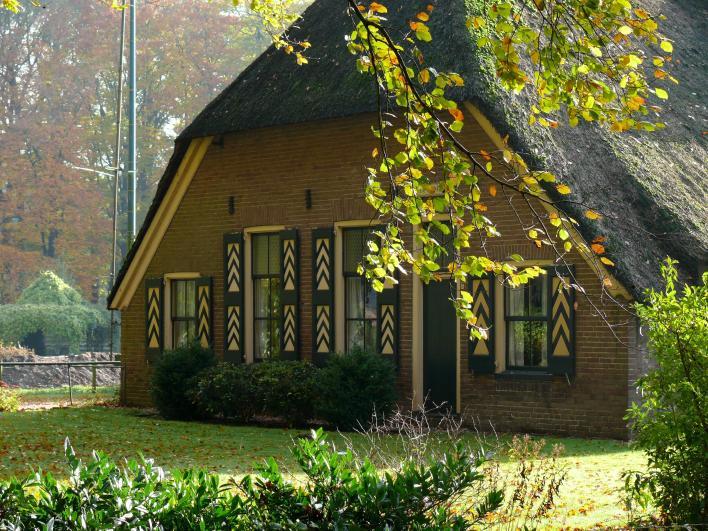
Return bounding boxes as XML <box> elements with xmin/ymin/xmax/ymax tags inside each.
<box><xmin>505</xmin><ymin>275</ymin><xmax>549</xmax><ymax>369</ymax></box>
<box><xmin>343</xmin><ymin>228</ymin><xmax>377</xmax><ymax>354</ymax></box>
<box><xmin>171</xmin><ymin>279</ymin><xmax>197</xmax><ymax>347</ymax></box>
<box><xmin>252</xmin><ymin>233</ymin><xmax>281</xmax><ymax>360</ymax></box>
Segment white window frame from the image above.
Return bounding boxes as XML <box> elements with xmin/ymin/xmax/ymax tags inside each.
<box><xmin>333</xmin><ymin>220</ymin><xmax>379</xmax><ymax>354</ymax></box>
<box><xmin>243</xmin><ymin>225</ymin><xmax>285</xmax><ymax>363</ymax></box>
<box><xmin>162</xmin><ymin>272</ymin><xmax>201</xmax><ymax>350</ymax></box>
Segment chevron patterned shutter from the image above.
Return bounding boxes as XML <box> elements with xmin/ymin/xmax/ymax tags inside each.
<box><xmin>312</xmin><ymin>228</ymin><xmax>334</xmax><ymax>366</ymax></box>
<box><xmin>195</xmin><ymin>277</ymin><xmax>213</xmax><ymax>349</ymax></box>
<box><xmin>548</xmin><ymin>266</ymin><xmax>575</xmax><ymax>375</ymax></box>
<box><xmin>223</xmin><ymin>233</ymin><xmax>244</xmax><ymax>363</ymax></box>
<box><xmin>279</xmin><ymin>229</ymin><xmax>299</xmax><ymax>360</ymax></box>
<box><xmin>468</xmin><ymin>274</ymin><xmax>495</xmax><ymax>374</ymax></box>
<box><xmin>145</xmin><ymin>278</ymin><xmax>164</xmax><ymax>361</ymax></box>
<box><xmin>377</xmin><ymin>279</ymin><xmax>398</xmax><ymax>365</ymax></box>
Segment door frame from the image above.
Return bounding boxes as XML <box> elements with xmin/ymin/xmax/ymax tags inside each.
<box><xmin>412</xmin><ymin>274</ymin><xmax>461</xmax><ymax>413</ymax></box>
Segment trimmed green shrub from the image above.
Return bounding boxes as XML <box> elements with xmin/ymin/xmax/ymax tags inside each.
<box><xmin>189</xmin><ymin>360</ymin><xmax>318</xmax><ymax>426</ymax></box>
<box><xmin>250</xmin><ymin>360</ymin><xmax>318</xmax><ymax>425</ymax></box>
<box><xmin>188</xmin><ymin>362</ymin><xmax>259</xmax><ymax>422</ymax></box>
<box><xmin>0</xmin><ymin>431</ymin><xmax>502</xmax><ymax>528</ymax></box>
<box><xmin>316</xmin><ymin>349</ymin><xmax>397</xmax><ymax>430</ymax></box>
<box><xmin>0</xmin><ymin>387</ymin><xmax>20</xmax><ymax>413</ymax></box>
<box><xmin>625</xmin><ymin>259</ymin><xmax>707</xmax><ymax>525</ymax></box>
<box><xmin>151</xmin><ymin>342</ymin><xmax>216</xmax><ymax>420</ymax></box>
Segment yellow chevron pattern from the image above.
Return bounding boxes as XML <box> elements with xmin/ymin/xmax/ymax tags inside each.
<box><xmin>380</xmin><ymin>304</ymin><xmax>395</xmax><ymax>355</ymax></box>
<box><xmin>315</xmin><ymin>305</ymin><xmax>330</xmax><ymax>353</ymax></box>
<box><xmin>470</xmin><ymin>278</ymin><xmax>492</xmax><ymax>355</ymax></box>
<box><xmin>197</xmin><ymin>285</ymin><xmax>210</xmax><ymax>348</ymax></box>
<box><xmin>226</xmin><ymin>242</ymin><xmax>241</xmax><ymax>293</ymax></box>
<box><xmin>315</xmin><ymin>238</ymin><xmax>330</xmax><ymax>291</ymax></box>
<box><xmin>283</xmin><ymin>304</ymin><xmax>296</xmax><ymax>352</ymax></box>
<box><xmin>283</xmin><ymin>239</ymin><xmax>296</xmax><ymax>291</ymax></box>
<box><xmin>226</xmin><ymin>305</ymin><xmax>240</xmax><ymax>351</ymax></box>
<box><xmin>551</xmin><ymin>277</ymin><xmax>571</xmax><ymax>356</ymax></box>
<box><xmin>147</xmin><ymin>287</ymin><xmax>161</xmax><ymax>349</ymax></box>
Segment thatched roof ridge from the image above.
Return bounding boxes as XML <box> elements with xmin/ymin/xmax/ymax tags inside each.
<box><xmin>108</xmin><ymin>0</ymin><xmax>706</xmax><ymax>306</ymax></box>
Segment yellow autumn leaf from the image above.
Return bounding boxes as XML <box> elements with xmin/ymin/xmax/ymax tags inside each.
<box><xmin>416</xmin><ymin>11</ymin><xmax>429</xmax><ymax>21</ymax></box>
<box><xmin>655</xmin><ymin>88</ymin><xmax>668</xmax><ymax>99</ymax></box>
<box><xmin>488</xmin><ymin>184</ymin><xmax>497</xmax><ymax>197</ymax></box>
<box><xmin>369</xmin><ymin>2</ymin><xmax>387</xmax><ymax>13</ymax></box>
<box><xmin>584</xmin><ymin>210</ymin><xmax>602</xmax><ymax>220</ymax></box>
<box><xmin>556</xmin><ymin>184</ymin><xmax>571</xmax><ymax>195</ymax></box>
<box><xmin>600</xmin><ymin>257</ymin><xmax>615</xmax><ymax>266</ymax></box>
<box><xmin>660</xmin><ymin>40</ymin><xmax>673</xmax><ymax>53</ymax></box>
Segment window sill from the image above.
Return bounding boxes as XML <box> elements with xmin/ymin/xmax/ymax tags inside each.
<box><xmin>495</xmin><ymin>370</ymin><xmax>553</xmax><ymax>381</ymax></box>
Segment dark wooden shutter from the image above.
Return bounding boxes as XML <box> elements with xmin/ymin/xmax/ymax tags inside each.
<box><xmin>312</xmin><ymin>228</ymin><xmax>334</xmax><ymax>366</ymax></box>
<box><xmin>377</xmin><ymin>279</ymin><xmax>398</xmax><ymax>364</ymax></box>
<box><xmin>279</xmin><ymin>229</ymin><xmax>299</xmax><ymax>360</ymax></box>
<box><xmin>548</xmin><ymin>266</ymin><xmax>575</xmax><ymax>376</ymax></box>
<box><xmin>223</xmin><ymin>233</ymin><xmax>244</xmax><ymax>363</ymax></box>
<box><xmin>195</xmin><ymin>277</ymin><xmax>213</xmax><ymax>349</ymax></box>
<box><xmin>468</xmin><ymin>274</ymin><xmax>495</xmax><ymax>374</ymax></box>
<box><xmin>145</xmin><ymin>278</ymin><xmax>164</xmax><ymax>361</ymax></box>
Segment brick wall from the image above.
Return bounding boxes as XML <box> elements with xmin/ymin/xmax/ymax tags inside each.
<box><xmin>119</xmin><ymin>111</ymin><xmax>633</xmax><ymax>438</ymax></box>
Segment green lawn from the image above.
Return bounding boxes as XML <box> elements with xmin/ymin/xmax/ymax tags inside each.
<box><xmin>17</xmin><ymin>386</ymin><xmax>118</xmax><ymax>408</ymax></box>
<box><xmin>0</xmin><ymin>406</ymin><xmax>645</xmax><ymax>528</ymax></box>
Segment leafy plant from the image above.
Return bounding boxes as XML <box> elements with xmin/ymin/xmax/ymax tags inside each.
<box><xmin>250</xmin><ymin>360</ymin><xmax>318</xmax><ymax>425</ymax></box>
<box><xmin>188</xmin><ymin>362</ymin><xmax>259</xmax><ymax>422</ymax></box>
<box><xmin>0</xmin><ymin>387</ymin><xmax>20</xmax><ymax>413</ymax></box>
<box><xmin>151</xmin><ymin>342</ymin><xmax>216</xmax><ymax>420</ymax></box>
<box><xmin>316</xmin><ymin>349</ymin><xmax>397</xmax><ymax>430</ymax></box>
<box><xmin>624</xmin><ymin>258</ymin><xmax>707</xmax><ymax>524</ymax></box>
<box><xmin>0</xmin><ymin>431</ymin><xmax>503</xmax><ymax>529</ymax></box>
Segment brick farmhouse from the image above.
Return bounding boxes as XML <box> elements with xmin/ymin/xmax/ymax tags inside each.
<box><xmin>108</xmin><ymin>0</ymin><xmax>707</xmax><ymax>439</ymax></box>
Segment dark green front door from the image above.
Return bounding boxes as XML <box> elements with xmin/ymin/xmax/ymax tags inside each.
<box><xmin>423</xmin><ymin>279</ymin><xmax>457</xmax><ymax>409</ymax></box>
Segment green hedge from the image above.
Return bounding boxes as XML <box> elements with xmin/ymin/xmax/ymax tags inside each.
<box><xmin>159</xmin><ymin>349</ymin><xmax>397</xmax><ymax>429</ymax></box>
<box><xmin>0</xmin><ymin>431</ymin><xmax>501</xmax><ymax>529</ymax></box>
<box><xmin>151</xmin><ymin>342</ymin><xmax>216</xmax><ymax>420</ymax></box>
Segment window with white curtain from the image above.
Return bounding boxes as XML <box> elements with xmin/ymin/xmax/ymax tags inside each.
<box><xmin>343</xmin><ymin>228</ymin><xmax>378</xmax><ymax>354</ymax></box>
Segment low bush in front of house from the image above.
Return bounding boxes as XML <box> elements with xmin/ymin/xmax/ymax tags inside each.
<box><xmin>189</xmin><ymin>362</ymin><xmax>259</xmax><ymax>422</ymax></box>
<box><xmin>250</xmin><ymin>360</ymin><xmax>318</xmax><ymax>425</ymax></box>
<box><xmin>0</xmin><ymin>431</ymin><xmax>501</xmax><ymax>529</ymax></box>
<box><xmin>315</xmin><ymin>349</ymin><xmax>397</xmax><ymax>430</ymax></box>
<box><xmin>151</xmin><ymin>342</ymin><xmax>216</xmax><ymax>420</ymax></box>
<box><xmin>182</xmin><ymin>350</ymin><xmax>396</xmax><ymax>429</ymax></box>
<box><xmin>190</xmin><ymin>360</ymin><xmax>318</xmax><ymax>425</ymax></box>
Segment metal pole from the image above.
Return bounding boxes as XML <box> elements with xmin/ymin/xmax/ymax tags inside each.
<box><xmin>110</xmin><ymin>0</ymin><xmax>127</xmax><ymax>362</ymax></box>
<box><xmin>127</xmin><ymin>0</ymin><xmax>137</xmax><ymax>240</ymax></box>
<box><xmin>92</xmin><ymin>364</ymin><xmax>97</xmax><ymax>393</ymax></box>
<box><xmin>67</xmin><ymin>363</ymin><xmax>73</xmax><ymax>406</ymax></box>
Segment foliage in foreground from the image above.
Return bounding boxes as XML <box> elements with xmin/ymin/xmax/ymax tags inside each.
<box><xmin>0</xmin><ymin>430</ymin><xmax>501</xmax><ymax>530</ymax></box>
<box><xmin>625</xmin><ymin>259</ymin><xmax>707</xmax><ymax>525</ymax></box>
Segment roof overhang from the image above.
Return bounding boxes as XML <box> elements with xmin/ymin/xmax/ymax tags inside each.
<box><xmin>108</xmin><ymin>137</ymin><xmax>213</xmax><ymax>310</ymax></box>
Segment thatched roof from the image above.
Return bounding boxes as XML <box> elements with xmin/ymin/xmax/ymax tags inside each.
<box><xmin>109</xmin><ymin>0</ymin><xmax>706</xmax><ymax>305</ymax></box>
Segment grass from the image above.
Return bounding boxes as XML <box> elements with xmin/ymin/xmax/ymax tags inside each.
<box><xmin>17</xmin><ymin>386</ymin><xmax>118</xmax><ymax>408</ymax></box>
<box><xmin>0</xmin><ymin>406</ymin><xmax>645</xmax><ymax>528</ymax></box>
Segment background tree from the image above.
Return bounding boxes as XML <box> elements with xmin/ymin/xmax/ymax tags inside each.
<box><xmin>0</xmin><ymin>0</ymin><xmax>273</xmax><ymax>303</ymax></box>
